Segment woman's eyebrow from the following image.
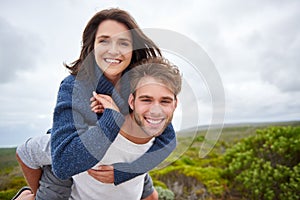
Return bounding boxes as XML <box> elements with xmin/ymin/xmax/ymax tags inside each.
<box><xmin>119</xmin><ymin>38</ymin><xmax>132</xmax><ymax>43</ymax></box>
<box><xmin>95</xmin><ymin>35</ymin><xmax>132</xmax><ymax>42</ymax></box>
<box><xmin>95</xmin><ymin>35</ymin><xmax>110</xmax><ymax>40</ymax></box>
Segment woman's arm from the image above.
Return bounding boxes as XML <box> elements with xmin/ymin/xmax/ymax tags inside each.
<box><xmin>113</xmin><ymin>123</ymin><xmax>176</xmax><ymax>185</ymax></box>
<box><xmin>51</xmin><ymin>77</ymin><xmax>125</xmax><ymax>179</ymax></box>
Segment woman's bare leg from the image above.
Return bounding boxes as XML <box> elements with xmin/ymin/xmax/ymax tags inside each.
<box><xmin>16</xmin><ymin>152</ymin><xmax>42</xmax><ymax>195</ymax></box>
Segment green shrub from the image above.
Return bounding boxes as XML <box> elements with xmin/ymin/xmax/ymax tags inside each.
<box><xmin>223</xmin><ymin>126</ymin><xmax>300</xmax><ymax>200</ymax></box>
<box><xmin>155</xmin><ymin>186</ymin><xmax>175</xmax><ymax>200</ymax></box>
<box><xmin>152</xmin><ymin>164</ymin><xmax>226</xmax><ymax>199</ymax></box>
<box><xmin>0</xmin><ymin>189</ymin><xmax>19</xmax><ymax>200</ymax></box>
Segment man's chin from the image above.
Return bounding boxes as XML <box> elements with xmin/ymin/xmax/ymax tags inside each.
<box><xmin>142</xmin><ymin>127</ymin><xmax>164</xmax><ymax>138</ymax></box>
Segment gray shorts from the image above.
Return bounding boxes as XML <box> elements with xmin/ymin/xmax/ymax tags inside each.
<box><xmin>35</xmin><ymin>165</ymin><xmax>72</xmax><ymax>200</ymax></box>
<box><xmin>35</xmin><ymin>166</ymin><xmax>154</xmax><ymax>200</ymax></box>
<box><xmin>16</xmin><ymin>134</ymin><xmax>52</xmax><ymax>169</ymax></box>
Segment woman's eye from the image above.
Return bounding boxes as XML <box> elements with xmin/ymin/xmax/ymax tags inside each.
<box><xmin>120</xmin><ymin>41</ymin><xmax>131</xmax><ymax>47</ymax></box>
<box><xmin>99</xmin><ymin>39</ymin><xmax>109</xmax><ymax>44</ymax></box>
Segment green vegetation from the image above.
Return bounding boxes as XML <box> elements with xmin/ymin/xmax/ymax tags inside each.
<box><xmin>0</xmin><ymin>148</ymin><xmax>26</xmax><ymax>200</ymax></box>
<box><xmin>223</xmin><ymin>126</ymin><xmax>300</xmax><ymax>200</ymax></box>
<box><xmin>1</xmin><ymin>121</ymin><xmax>299</xmax><ymax>199</ymax></box>
<box><xmin>155</xmin><ymin>186</ymin><xmax>175</xmax><ymax>200</ymax></box>
<box><xmin>150</xmin><ymin>121</ymin><xmax>300</xmax><ymax>199</ymax></box>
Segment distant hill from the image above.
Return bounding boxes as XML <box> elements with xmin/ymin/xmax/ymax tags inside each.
<box><xmin>177</xmin><ymin>120</ymin><xmax>300</xmax><ymax>136</ymax></box>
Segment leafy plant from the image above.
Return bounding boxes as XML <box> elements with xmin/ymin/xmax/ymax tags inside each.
<box><xmin>223</xmin><ymin>126</ymin><xmax>300</xmax><ymax>200</ymax></box>
<box><xmin>155</xmin><ymin>186</ymin><xmax>175</xmax><ymax>200</ymax></box>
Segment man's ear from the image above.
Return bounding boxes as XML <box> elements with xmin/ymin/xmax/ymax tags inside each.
<box><xmin>128</xmin><ymin>93</ymin><xmax>135</xmax><ymax>110</ymax></box>
<box><xmin>174</xmin><ymin>97</ymin><xmax>178</xmax><ymax>109</ymax></box>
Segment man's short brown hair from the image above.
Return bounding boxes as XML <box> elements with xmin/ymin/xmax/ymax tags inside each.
<box><xmin>129</xmin><ymin>57</ymin><xmax>182</xmax><ymax>97</ymax></box>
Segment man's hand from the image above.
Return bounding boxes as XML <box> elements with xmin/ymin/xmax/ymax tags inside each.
<box><xmin>87</xmin><ymin>165</ymin><xmax>114</xmax><ymax>184</ymax></box>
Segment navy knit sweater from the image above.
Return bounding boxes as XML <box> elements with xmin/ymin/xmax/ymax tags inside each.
<box><xmin>51</xmin><ymin>66</ymin><xmax>176</xmax><ymax>185</ymax></box>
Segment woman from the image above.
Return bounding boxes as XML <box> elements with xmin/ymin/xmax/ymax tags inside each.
<box><xmin>15</xmin><ymin>8</ymin><xmax>176</xmax><ymax>200</ymax></box>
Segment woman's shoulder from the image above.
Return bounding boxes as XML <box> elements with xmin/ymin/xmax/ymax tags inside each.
<box><xmin>56</xmin><ymin>75</ymin><xmax>77</xmax><ymax>95</ymax></box>
<box><xmin>61</xmin><ymin>74</ymin><xmax>76</xmax><ymax>84</ymax></box>
<box><xmin>61</xmin><ymin>75</ymin><xmax>93</xmax><ymax>88</ymax></box>
<box><xmin>59</xmin><ymin>74</ymin><xmax>94</xmax><ymax>98</ymax></box>
<box><xmin>60</xmin><ymin>75</ymin><xmax>86</xmax><ymax>88</ymax></box>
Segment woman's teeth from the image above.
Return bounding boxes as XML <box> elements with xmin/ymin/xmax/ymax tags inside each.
<box><xmin>105</xmin><ymin>58</ymin><xmax>121</xmax><ymax>64</ymax></box>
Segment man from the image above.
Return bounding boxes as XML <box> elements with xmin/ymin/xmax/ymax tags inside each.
<box><xmin>13</xmin><ymin>57</ymin><xmax>182</xmax><ymax>200</ymax></box>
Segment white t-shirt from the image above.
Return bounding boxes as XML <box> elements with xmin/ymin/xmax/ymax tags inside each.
<box><xmin>70</xmin><ymin>133</ymin><xmax>154</xmax><ymax>200</ymax></box>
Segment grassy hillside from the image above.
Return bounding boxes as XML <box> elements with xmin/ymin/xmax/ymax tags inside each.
<box><xmin>151</xmin><ymin>121</ymin><xmax>300</xmax><ymax>199</ymax></box>
<box><xmin>0</xmin><ymin>148</ymin><xmax>26</xmax><ymax>200</ymax></box>
<box><xmin>0</xmin><ymin>121</ymin><xmax>299</xmax><ymax>200</ymax></box>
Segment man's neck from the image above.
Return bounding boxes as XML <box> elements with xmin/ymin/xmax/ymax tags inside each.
<box><xmin>120</xmin><ymin>115</ymin><xmax>153</xmax><ymax>144</ymax></box>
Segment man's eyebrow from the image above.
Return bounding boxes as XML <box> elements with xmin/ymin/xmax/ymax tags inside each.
<box><xmin>138</xmin><ymin>95</ymin><xmax>174</xmax><ymax>101</ymax></box>
<box><xmin>161</xmin><ymin>96</ymin><xmax>175</xmax><ymax>101</ymax></box>
<box><xmin>138</xmin><ymin>95</ymin><xmax>152</xmax><ymax>99</ymax></box>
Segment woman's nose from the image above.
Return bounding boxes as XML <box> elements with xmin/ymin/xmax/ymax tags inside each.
<box><xmin>107</xmin><ymin>42</ymin><xmax>120</xmax><ymax>55</ymax></box>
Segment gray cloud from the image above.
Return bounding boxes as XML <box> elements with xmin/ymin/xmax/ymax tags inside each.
<box><xmin>259</xmin><ymin>10</ymin><xmax>300</xmax><ymax>92</ymax></box>
<box><xmin>0</xmin><ymin>122</ymin><xmax>50</xmax><ymax>147</ymax></box>
<box><xmin>0</xmin><ymin>17</ymin><xmax>42</xmax><ymax>84</ymax></box>
<box><xmin>179</xmin><ymin>0</ymin><xmax>300</xmax><ymax>123</ymax></box>
<box><xmin>186</xmin><ymin>0</ymin><xmax>300</xmax><ymax>94</ymax></box>
<box><xmin>0</xmin><ymin>0</ymin><xmax>299</xmax><ymax>148</ymax></box>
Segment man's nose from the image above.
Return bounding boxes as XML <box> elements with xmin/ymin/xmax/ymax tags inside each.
<box><xmin>149</xmin><ymin>104</ymin><xmax>163</xmax><ymax>115</ymax></box>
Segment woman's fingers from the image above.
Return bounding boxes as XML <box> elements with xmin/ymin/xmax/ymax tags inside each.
<box><xmin>91</xmin><ymin>92</ymin><xmax>120</xmax><ymax>112</ymax></box>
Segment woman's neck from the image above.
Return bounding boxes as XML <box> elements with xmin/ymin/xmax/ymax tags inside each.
<box><xmin>105</xmin><ymin>73</ymin><xmax>121</xmax><ymax>86</ymax></box>
<box><xmin>105</xmin><ymin>74</ymin><xmax>121</xmax><ymax>92</ymax></box>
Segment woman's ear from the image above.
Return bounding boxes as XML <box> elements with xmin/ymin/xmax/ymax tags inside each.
<box><xmin>128</xmin><ymin>93</ymin><xmax>134</xmax><ymax>110</ymax></box>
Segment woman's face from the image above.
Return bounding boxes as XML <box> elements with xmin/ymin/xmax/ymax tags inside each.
<box><xmin>94</xmin><ymin>20</ymin><xmax>133</xmax><ymax>83</ymax></box>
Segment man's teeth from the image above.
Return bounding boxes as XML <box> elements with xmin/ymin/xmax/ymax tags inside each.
<box><xmin>105</xmin><ymin>58</ymin><xmax>121</xmax><ymax>64</ymax></box>
<box><xmin>146</xmin><ymin>118</ymin><xmax>163</xmax><ymax>125</ymax></box>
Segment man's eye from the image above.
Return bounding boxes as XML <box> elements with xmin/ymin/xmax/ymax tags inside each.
<box><xmin>141</xmin><ymin>99</ymin><xmax>151</xmax><ymax>102</ymax></box>
<box><xmin>161</xmin><ymin>101</ymin><xmax>171</xmax><ymax>104</ymax></box>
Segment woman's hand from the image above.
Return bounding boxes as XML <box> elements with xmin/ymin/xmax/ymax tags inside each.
<box><xmin>87</xmin><ymin>165</ymin><xmax>114</xmax><ymax>184</ymax></box>
<box><xmin>90</xmin><ymin>91</ymin><xmax>120</xmax><ymax>113</ymax></box>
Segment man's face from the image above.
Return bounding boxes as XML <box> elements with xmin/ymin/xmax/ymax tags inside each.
<box><xmin>128</xmin><ymin>77</ymin><xmax>177</xmax><ymax>137</ymax></box>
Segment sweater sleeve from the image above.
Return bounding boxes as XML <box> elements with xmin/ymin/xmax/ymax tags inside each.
<box><xmin>51</xmin><ymin>78</ymin><xmax>125</xmax><ymax>180</ymax></box>
<box><xmin>113</xmin><ymin>123</ymin><xmax>176</xmax><ymax>185</ymax></box>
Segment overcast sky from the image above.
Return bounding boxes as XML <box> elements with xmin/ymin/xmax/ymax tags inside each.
<box><xmin>1</xmin><ymin>0</ymin><xmax>299</xmax><ymax>147</ymax></box>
